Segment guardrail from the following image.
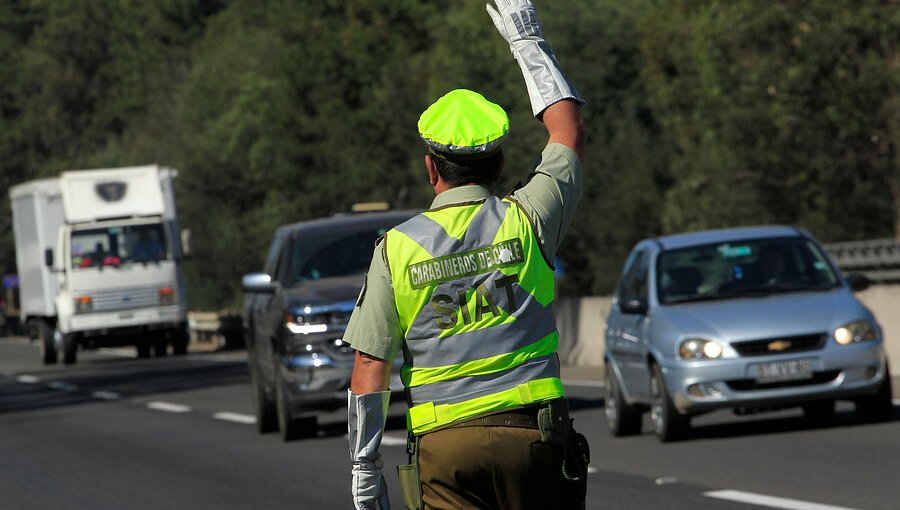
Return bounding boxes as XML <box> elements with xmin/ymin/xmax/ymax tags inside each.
<box><xmin>823</xmin><ymin>238</ymin><xmax>900</xmax><ymax>282</ymax></box>
<box><xmin>187</xmin><ymin>311</ymin><xmax>243</xmax><ymax>350</ymax></box>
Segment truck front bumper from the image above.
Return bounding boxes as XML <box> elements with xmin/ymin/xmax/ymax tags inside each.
<box><xmin>67</xmin><ymin>305</ymin><xmax>186</xmax><ymax>335</ymax></box>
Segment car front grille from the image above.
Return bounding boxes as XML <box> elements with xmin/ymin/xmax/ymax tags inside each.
<box><xmin>725</xmin><ymin>370</ymin><xmax>841</xmax><ymax>391</ymax></box>
<box><xmin>732</xmin><ymin>333</ymin><xmax>827</xmax><ymax>357</ymax></box>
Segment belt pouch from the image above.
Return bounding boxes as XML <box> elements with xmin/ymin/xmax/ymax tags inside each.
<box><xmin>397</xmin><ymin>436</ymin><xmax>423</xmax><ymax>510</ymax></box>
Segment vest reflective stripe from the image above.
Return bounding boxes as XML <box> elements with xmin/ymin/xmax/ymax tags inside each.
<box><xmin>404</xmin><ymin>267</ymin><xmax>546</xmax><ymax>347</ymax></box>
<box><xmin>405</xmin><ymin>296</ymin><xmax>555</xmax><ymax>369</ymax></box>
<box><xmin>386</xmin><ymin>196</ymin><xmax>564</xmax><ymax>435</ymax></box>
<box><xmin>409</xmin><ymin>354</ymin><xmax>560</xmax><ymax>407</ymax></box>
<box><xmin>407</xmin><ymin>378</ymin><xmax>565</xmax><ymax>434</ymax></box>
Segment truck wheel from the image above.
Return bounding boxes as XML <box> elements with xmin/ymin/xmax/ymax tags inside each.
<box><xmin>153</xmin><ymin>338</ymin><xmax>169</xmax><ymax>357</ymax></box>
<box><xmin>38</xmin><ymin>320</ymin><xmax>58</xmax><ymax>364</ymax></box>
<box><xmin>274</xmin><ymin>353</ymin><xmax>317</xmax><ymax>441</ymax></box>
<box><xmin>136</xmin><ymin>341</ymin><xmax>152</xmax><ymax>358</ymax></box>
<box><xmin>172</xmin><ymin>326</ymin><xmax>189</xmax><ymax>355</ymax></box>
<box><xmin>62</xmin><ymin>332</ymin><xmax>78</xmax><ymax>365</ymax></box>
<box><xmin>605</xmin><ymin>363</ymin><xmax>642</xmax><ymax>436</ymax></box>
<box><xmin>650</xmin><ymin>363</ymin><xmax>690</xmax><ymax>442</ymax></box>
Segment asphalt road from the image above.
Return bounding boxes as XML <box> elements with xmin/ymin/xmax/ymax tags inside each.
<box><xmin>1</xmin><ymin>336</ymin><xmax>899</xmax><ymax>510</ymax></box>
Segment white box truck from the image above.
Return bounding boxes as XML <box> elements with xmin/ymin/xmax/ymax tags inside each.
<box><xmin>10</xmin><ymin>165</ymin><xmax>190</xmax><ymax>364</ymax></box>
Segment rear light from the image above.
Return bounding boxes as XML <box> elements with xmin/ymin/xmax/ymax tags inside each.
<box><xmin>75</xmin><ymin>295</ymin><xmax>92</xmax><ymax>313</ymax></box>
<box><xmin>159</xmin><ymin>286</ymin><xmax>176</xmax><ymax>305</ymax></box>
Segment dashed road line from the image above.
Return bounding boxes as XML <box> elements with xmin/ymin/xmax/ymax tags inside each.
<box><xmin>92</xmin><ymin>391</ymin><xmax>122</xmax><ymax>401</ymax></box>
<box><xmin>213</xmin><ymin>412</ymin><xmax>256</xmax><ymax>425</ymax></box>
<box><xmin>704</xmin><ymin>490</ymin><xmax>860</xmax><ymax>510</ymax></box>
<box><xmin>16</xmin><ymin>374</ymin><xmax>41</xmax><ymax>384</ymax></box>
<box><xmin>48</xmin><ymin>381</ymin><xmax>78</xmax><ymax>392</ymax></box>
<box><xmin>146</xmin><ymin>401</ymin><xmax>192</xmax><ymax>413</ymax></box>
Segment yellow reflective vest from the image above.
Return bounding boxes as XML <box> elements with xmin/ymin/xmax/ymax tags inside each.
<box><xmin>385</xmin><ymin>196</ymin><xmax>565</xmax><ymax>435</ymax></box>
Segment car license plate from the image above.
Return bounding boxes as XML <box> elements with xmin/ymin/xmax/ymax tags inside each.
<box><xmin>753</xmin><ymin>359</ymin><xmax>814</xmax><ymax>383</ymax></box>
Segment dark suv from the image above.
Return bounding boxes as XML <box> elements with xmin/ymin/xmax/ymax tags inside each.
<box><xmin>241</xmin><ymin>209</ymin><xmax>417</xmax><ymax>440</ymax></box>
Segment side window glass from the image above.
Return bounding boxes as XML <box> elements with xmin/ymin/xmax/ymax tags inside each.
<box><xmin>263</xmin><ymin>234</ymin><xmax>285</xmax><ymax>276</ymax></box>
<box><xmin>618</xmin><ymin>251</ymin><xmax>649</xmax><ymax>300</ymax></box>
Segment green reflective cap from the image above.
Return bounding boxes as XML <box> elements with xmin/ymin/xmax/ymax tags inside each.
<box><xmin>418</xmin><ymin>89</ymin><xmax>510</xmax><ymax>158</ymax></box>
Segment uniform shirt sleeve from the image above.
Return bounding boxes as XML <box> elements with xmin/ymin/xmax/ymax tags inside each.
<box><xmin>344</xmin><ymin>238</ymin><xmax>404</xmax><ymax>361</ymax></box>
<box><xmin>509</xmin><ymin>143</ymin><xmax>583</xmax><ymax>263</ymax></box>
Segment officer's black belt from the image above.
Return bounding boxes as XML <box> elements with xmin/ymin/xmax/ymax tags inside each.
<box><xmin>446</xmin><ymin>405</ymin><xmax>541</xmax><ymax>430</ymax></box>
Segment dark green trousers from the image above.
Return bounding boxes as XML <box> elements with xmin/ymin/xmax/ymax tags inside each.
<box><xmin>418</xmin><ymin>425</ymin><xmax>567</xmax><ymax>510</ymax></box>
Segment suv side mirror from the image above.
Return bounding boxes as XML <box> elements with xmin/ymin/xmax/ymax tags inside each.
<box><xmin>845</xmin><ymin>273</ymin><xmax>871</xmax><ymax>293</ymax></box>
<box><xmin>619</xmin><ymin>297</ymin><xmax>648</xmax><ymax>315</ymax></box>
<box><xmin>242</xmin><ymin>272</ymin><xmax>277</xmax><ymax>294</ymax></box>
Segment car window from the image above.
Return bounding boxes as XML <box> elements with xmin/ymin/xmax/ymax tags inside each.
<box><xmin>618</xmin><ymin>250</ymin><xmax>649</xmax><ymax>301</ymax></box>
<box><xmin>263</xmin><ymin>233</ymin><xmax>286</xmax><ymax>276</ymax></box>
<box><xmin>287</xmin><ymin>225</ymin><xmax>391</xmax><ymax>283</ymax></box>
<box><xmin>656</xmin><ymin>236</ymin><xmax>840</xmax><ymax>304</ymax></box>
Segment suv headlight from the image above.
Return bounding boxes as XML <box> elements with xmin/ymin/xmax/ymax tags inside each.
<box><xmin>679</xmin><ymin>338</ymin><xmax>723</xmax><ymax>360</ymax></box>
<box><xmin>834</xmin><ymin>320</ymin><xmax>878</xmax><ymax>345</ymax></box>
<box><xmin>285</xmin><ymin>312</ymin><xmax>328</xmax><ymax>335</ymax></box>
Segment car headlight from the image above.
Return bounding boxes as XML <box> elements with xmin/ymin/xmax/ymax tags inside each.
<box><xmin>285</xmin><ymin>312</ymin><xmax>328</xmax><ymax>335</ymax></box>
<box><xmin>834</xmin><ymin>320</ymin><xmax>878</xmax><ymax>345</ymax></box>
<box><xmin>678</xmin><ymin>338</ymin><xmax>723</xmax><ymax>360</ymax></box>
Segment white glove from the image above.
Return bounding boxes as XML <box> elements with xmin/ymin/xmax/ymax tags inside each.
<box><xmin>486</xmin><ymin>0</ymin><xmax>584</xmax><ymax>117</ymax></box>
<box><xmin>349</xmin><ymin>390</ymin><xmax>392</xmax><ymax>510</ymax></box>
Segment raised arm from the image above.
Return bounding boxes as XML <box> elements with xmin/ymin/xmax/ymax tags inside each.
<box><xmin>487</xmin><ymin>0</ymin><xmax>585</xmax><ymax>158</ymax></box>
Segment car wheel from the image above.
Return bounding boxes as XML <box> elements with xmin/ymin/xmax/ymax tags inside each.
<box><xmin>274</xmin><ymin>353</ymin><xmax>317</xmax><ymax>441</ymax></box>
<box><xmin>249</xmin><ymin>355</ymin><xmax>277</xmax><ymax>434</ymax></box>
<box><xmin>61</xmin><ymin>332</ymin><xmax>78</xmax><ymax>365</ymax></box>
<box><xmin>604</xmin><ymin>364</ymin><xmax>642</xmax><ymax>436</ymax></box>
<box><xmin>855</xmin><ymin>364</ymin><xmax>893</xmax><ymax>423</ymax></box>
<box><xmin>38</xmin><ymin>320</ymin><xmax>58</xmax><ymax>364</ymax></box>
<box><xmin>802</xmin><ymin>400</ymin><xmax>835</xmax><ymax>422</ymax></box>
<box><xmin>650</xmin><ymin>363</ymin><xmax>689</xmax><ymax>442</ymax></box>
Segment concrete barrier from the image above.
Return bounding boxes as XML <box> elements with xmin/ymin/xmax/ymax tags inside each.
<box><xmin>554</xmin><ymin>284</ymin><xmax>900</xmax><ymax>370</ymax></box>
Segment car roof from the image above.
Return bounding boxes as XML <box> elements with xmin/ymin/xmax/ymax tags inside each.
<box><xmin>654</xmin><ymin>225</ymin><xmax>808</xmax><ymax>250</ymax></box>
<box><xmin>274</xmin><ymin>209</ymin><xmax>420</xmax><ymax>237</ymax></box>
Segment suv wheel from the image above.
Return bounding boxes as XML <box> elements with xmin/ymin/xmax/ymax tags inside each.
<box><xmin>604</xmin><ymin>364</ymin><xmax>642</xmax><ymax>436</ymax></box>
<box><xmin>274</xmin><ymin>353</ymin><xmax>318</xmax><ymax>441</ymax></box>
<box><xmin>855</xmin><ymin>363</ymin><xmax>893</xmax><ymax>423</ymax></box>
<box><xmin>650</xmin><ymin>363</ymin><xmax>689</xmax><ymax>442</ymax></box>
<box><xmin>249</xmin><ymin>354</ymin><xmax>277</xmax><ymax>434</ymax></box>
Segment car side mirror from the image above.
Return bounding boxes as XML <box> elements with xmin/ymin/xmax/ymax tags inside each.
<box><xmin>619</xmin><ymin>297</ymin><xmax>648</xmax><ymax>315</ymax></box>
<box><xmin>180</xmin><ymin>228</ymin><xmax>192</xmax><ymax>259</ymax></box>
<box><xmin>242</xmin><ymin>272</ymin><xmax>277</xmax><ymax>294</ymax></box>
<box><xmin>845</xmin><ymin>273</ymin><xmax>871</xmax><ymax>293</ymax></box>
<box><xmin>44</xmin><ymin>248</ymin><xmax>54</xmax><ymax>268</ymax></box>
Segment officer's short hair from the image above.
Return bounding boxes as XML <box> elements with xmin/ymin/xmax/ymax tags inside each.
<box><xmin>432</xmin><ymin>150</ymin><xmax>503</xmax><ymax>188</ymax></box>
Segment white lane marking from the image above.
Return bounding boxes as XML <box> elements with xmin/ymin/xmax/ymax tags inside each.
<box><xmin>49</xmin><ymin>381</ymin><xmax>78</xmax><ymax>392</ymax></box>
<box><xmin>587</xmin><ymin>466</ymin><xmax>599</xmax><ymax>474</ymax></box>
<box><xmin>892</xmin><ymin>399</ymin><xmax>900</xmax><ymax>406</ymax></box>
<box><xmin>704</xmin><ymin>490</ymin><xmax>861</xmax><ymax>510</ymax></box>
<box><xmin>16</xmin><ymin>375</ymin><xmax>41</xmax><ymax>384</ymax></box>
<box><xmin>213</xmin><ymin>412</ymin><xmax>256</xmax><ymax>425</ymax></box>
<box><xmin>97</xmin><ymin>348</ymin><xmax>137</xmax><ymax>358</ymax></box>
<box><xmin>92</xmin><ymin>391</ymin><xmax>122</xmax><ymax>401</ymax></box>
<box><xmin>146</xmin><ymin>401</ymin><xmax>192</xmax><ymax>413</ymax></box>
<box><xmin>655</xmin><ymin>477</ymin><xmax>678</xmax><ymax>485</ymax></box>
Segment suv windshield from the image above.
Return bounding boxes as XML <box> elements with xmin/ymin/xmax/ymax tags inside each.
<box><xmin>657</xmin><ymin>236</ymin><xmax>839</xmax><ymax>305</ymax></box>
<box><xmin>71</xmin><ymin>223</ymin><xmax>169</xmax><ymax>269</ymax></box>
<box><xmin>288</xmin><ymin>225</ymin><xmax>391</xmax><ymax>283</ymax></box>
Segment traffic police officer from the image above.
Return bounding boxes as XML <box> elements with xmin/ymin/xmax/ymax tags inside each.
<box><xmin>348</xmin><ymin>1</ymin><xmax>586</xmax><ymax>508</ymax></box>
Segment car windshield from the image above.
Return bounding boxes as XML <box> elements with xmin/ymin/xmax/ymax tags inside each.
<box><xmin>657</xmin><ymin>236</ymin><xmax>840</xmax><ymax>305</ymax></box>
<box><xmin>71</xmin><ymin>223</ymin><xmax>169</xmax><ymax>269</ymax></box>
<box><xmin>288</xmin><ymin>224</ymin><xmax>391</xmax><ymax>282</ymax></box>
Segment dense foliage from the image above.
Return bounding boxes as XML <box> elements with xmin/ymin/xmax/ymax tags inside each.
<box><xmin>0</xmin><ymin>0</ymin><xmax>896</xmax><ymax>307</ymax></box>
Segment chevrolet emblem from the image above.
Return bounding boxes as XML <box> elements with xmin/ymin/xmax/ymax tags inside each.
<box><xmin>767</xmin><ymin>340</ymin><xmax>792</xmax><ymax>352</ymax></box>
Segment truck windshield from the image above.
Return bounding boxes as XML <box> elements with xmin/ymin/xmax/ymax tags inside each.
<box><xmin>71</xmin><ymin>224</ymin><xmax>169</xmax><ymax>269</ymax></box>
<box><xmin>288</xmin><ymin>225</ymin><xmax>390</xmax><ymax>282</ymax></box>
<box><xmin>657</xmin><ymin>236</ymin><xmax>840</xmax><ymax>305</ymax></box>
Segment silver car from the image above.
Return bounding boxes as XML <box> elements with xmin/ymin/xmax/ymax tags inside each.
<box><xmin>603</xmin><ymin>226</ymin><xmax>893</xmax><ymax>442</ymax></box>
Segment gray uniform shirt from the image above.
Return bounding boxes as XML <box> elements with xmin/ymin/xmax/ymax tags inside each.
<box><xmin>346</xmin><ymin>143</ymin><xmax>582</xmax><ymax>360</ymax></box>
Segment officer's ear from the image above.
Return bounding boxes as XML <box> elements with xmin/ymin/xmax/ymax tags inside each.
<box><xmin>425</xmin><ymin>155</ymin><xmax>440</xmax><ymax>187</ymax></box>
